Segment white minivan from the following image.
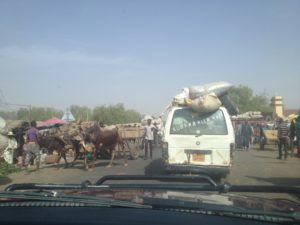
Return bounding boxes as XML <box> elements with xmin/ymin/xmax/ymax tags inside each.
<box><xmin>162</xmin><ymin>106</ymin><xmax>235</xmax><ymax>177</ymax></box>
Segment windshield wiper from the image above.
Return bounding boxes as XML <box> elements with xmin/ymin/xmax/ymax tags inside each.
<box><xmin>143</xmin><ymin>197</ymin><xmax>300</xmax><ymax>224</ymax></box>
<box><xmin>4</xmin><ymin>175</ymin><xmax>300</xmax><ymax>195</ymax></box>
<box><xmin>95</xmin><ymin>175</ymin><xmax>218</xmax><ymax>186</ymax></box>
<box><xmin>5</xmin><ymin>175</ymin><xmax>218</xmax><ymax>192</ymax></box>
<box><xmin>0</xmin><ymin>191</ymin><xmax>150</xmax><ymax>209</ymax></box>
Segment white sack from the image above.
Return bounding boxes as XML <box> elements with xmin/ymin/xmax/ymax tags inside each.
<box><xmin>173</xmin><ymin>87</ymin><xmax>189</xmax><ymax>105</ymax></box>
<box><xmin>189</xmin><ymin>81</ymin><xmax>233</xmax><ymax>99</ymax></box>
<box><xmin>186</xmin><ymin>94</ymin><xmax>222</xmax><ymax>114</ymax></box>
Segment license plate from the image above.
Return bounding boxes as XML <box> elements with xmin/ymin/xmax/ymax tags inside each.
<box><xmin>192</xmin><ymin>153</ymin><xmax>205</xmax><ymax>162</ymax></box>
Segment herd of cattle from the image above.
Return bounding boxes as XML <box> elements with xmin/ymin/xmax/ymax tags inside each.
<box><xmin>9</xmin><ymin>121</ymin><xmax>130</xmax><ymax>170</ymax></box>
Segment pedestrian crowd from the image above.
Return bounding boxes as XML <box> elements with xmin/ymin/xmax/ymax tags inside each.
<box><xmin>3</xmin><ymin>110</ymin><xmax>299</xmax><ymax>168</ymax></box>
<box><xmin>234</xmin><ymin>110</ymin><xmax>300</xmax><ymax>160</ymax></box>
<box><xmin>234</xmin><ymin>120</ymin><xmax>259</xmax><ymax>150</ymax></box>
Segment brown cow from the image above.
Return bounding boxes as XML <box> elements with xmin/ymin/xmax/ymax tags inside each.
<box><xmin>83</xmin><ymin>123</ymin><xmax>128</xmax><ymax>168</ymax></box>
<box><xmin>39</xmin><ymin>134</ymin><xmax>83</xmax><ymax>168</ymax></box>
<box><xmin>38</xmin><ymin>135</ymin><xmax>69</xmax><ymax>167</ymax></box>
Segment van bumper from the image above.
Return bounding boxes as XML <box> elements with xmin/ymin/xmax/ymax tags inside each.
<box><xmin>166</xmin><ymin>164</ymin><xmax>230</xmax><ymax>177</ymax></box>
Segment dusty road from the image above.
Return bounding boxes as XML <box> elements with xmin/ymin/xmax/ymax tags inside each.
<box><xmin>0</xmin><ymin>145</ymin><xmax>299</xmax><ymax>190</ymax></box>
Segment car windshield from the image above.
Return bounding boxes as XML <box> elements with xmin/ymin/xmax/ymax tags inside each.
<box><xmin>170</xmin><ymin>108</ymin><xmax>228</xmax><ymax>135</ymax></box>
<box><xmin>0</xmin><ymin>1</ymin><xmax>299</xmax><ymax>223</ymax></box>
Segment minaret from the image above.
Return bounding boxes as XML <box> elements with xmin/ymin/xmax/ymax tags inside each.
<box><xmin>271</xmin><ymin>96</ymin><xmax>283</xmax><ymax>118</ymax></box>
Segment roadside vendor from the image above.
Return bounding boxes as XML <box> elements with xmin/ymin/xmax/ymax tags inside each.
<box><xmin>4</xmin><ymin>131</ymin><xmax>18</xmax><ymax>164</ymax></box>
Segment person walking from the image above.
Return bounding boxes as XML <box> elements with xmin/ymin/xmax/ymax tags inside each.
<box><xmin>235</xmin><ymin>122</ymin><xmax>242</xmax><ymax>149</ymax></box>
<box><xmin>277</xmin><ymin>118</ymin><xmax>289</xmax><ymax>160</ymax></box>
<box><xmin>25</xmin><ymin>120</ymin><xmax>41</xmax><ymax>169</ymax></box>
<box><xmin>143</xmin><ymin>119</ymin><xmax>156</xmax><ymax>160</ymax></box>
<box><xmin>241</xmin><ymin>121</ymin><xmax>252</xmax><ymax>150</ymax></box>
<box><xmin>289</xmin><ymin>118</ymin><xmax>296</xmax><ymax>153</ymax></box>
<box><xmin>295</xmin><ymin>111</ymin><xmax>300</xmax><ymax>157</ymax></box>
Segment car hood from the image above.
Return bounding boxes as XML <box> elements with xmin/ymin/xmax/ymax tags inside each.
<box><xmin>63</xmin><ymin>189</ymin><xmax>300</xmax><ymax>213</ymax></box>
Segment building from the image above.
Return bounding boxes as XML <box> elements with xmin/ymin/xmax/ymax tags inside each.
<box><xmin>62</xmin><ymin>108</ymin><xmax>75</xmax><ymax>122</ymax></box>
<box><xmin>271</xmin><ymin>96</ymin><xmax>283</xmax><ymax>118</ymax></box>
<box><xmin>270</xmin><ymin>96</ymin><xmax>299</xmax><ymax>120</ymax></box>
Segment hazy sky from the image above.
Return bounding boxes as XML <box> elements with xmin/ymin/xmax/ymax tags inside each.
<box><xmin>0</xmin><ymin>0</ymin><xmax>299</xmax><ymax>115</ymax></box>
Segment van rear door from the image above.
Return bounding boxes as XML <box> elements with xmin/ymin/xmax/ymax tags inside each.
<box><xmin>165</xmin><ymin>108</ymin><xmax>232</xmax><ymax>167</ymax></box>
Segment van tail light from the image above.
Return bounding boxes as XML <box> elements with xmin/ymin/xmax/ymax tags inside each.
<box><xmin>162</xmin><ymin>142</ymin><xmax>169</xmax><ymax>160</ymax></box>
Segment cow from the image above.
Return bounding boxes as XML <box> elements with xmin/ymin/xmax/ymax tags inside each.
<box><xmin>61</xmin><ymin>133</ymin><xmax>83</xmax><ymax>165</ymax></box>
<box><xmin>37</xmin><ymin>122</ymin><xmax>96</xmax><ymax>169</ymax></box>
<box><xmin>38</xmin><ymin>133</ymin><xmax>85</xmax><ymax>168</ymax></box>
<box><xmin>83</xmin><ymin>123</ymin><xmax>128</xmax><ymax>168</ymax></box>
<box><xmin>38</xmin><ymin>135</ymin><xmax>69</xmax><ymax>168</ymax></box>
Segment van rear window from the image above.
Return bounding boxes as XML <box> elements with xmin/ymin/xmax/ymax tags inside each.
<box><xmin>170</xmin><ymin>108</ymin><xmax>228</xmax><ymax>135</ymax></box>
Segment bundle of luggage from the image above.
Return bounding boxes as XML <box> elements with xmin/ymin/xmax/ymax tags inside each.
<box><xmin>172</xmin><ymin>81</ymin><xmax>239</xmax><ymax>115</ymax></box>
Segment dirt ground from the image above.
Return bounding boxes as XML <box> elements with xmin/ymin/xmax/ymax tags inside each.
<box><xmin>0</xmin><ymin>144</ymin><xmax>299</xmax><ymax>192</ymax></box>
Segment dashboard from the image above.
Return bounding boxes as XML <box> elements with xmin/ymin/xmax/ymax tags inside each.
<box><xmin>0</xmin><ymin>206</ymin><xmax>278</xmax><ymax>225</ymax></box>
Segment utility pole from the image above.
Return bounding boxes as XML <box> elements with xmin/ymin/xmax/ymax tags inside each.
<box><xmin>29</xmin><ymin>105</ymin><xmax>32</xmax><ymax>121</ymax></box>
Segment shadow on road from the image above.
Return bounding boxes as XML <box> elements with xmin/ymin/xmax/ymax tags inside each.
<box><xmin>144</xmin><ymin>159</ymin><xmax>224</xmax><ymax>184</ymax></box>
<box><xmin>252</xmin><ymin>155</ymin><xmax>274</xmax><ymax>159</ymax></box>
<box><xmin>0</xmin><ymin>177</ymin><xmax>12</xmax><ymax>185</ymax></box>
<box><xmin>40</xmin><ymin>159</ymin><xmax>127</xmax><ymax>170</ymax></box>
<box><xmin>144</xmin><ymin>159</ymin><xmax>167</xmax><ymax>175</ymax></box>
<box><xmin>246</xmin><ymin>176</ymin><xmax>300</xmax><ymax>186</ymax></box>
<box><xmin>254</xmin><ymin>148</ymin><xmax>277</xmax><ymax>152</ymax></box>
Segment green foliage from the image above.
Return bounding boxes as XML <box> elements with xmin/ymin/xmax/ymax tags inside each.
<box><xmin>93</xmin><ymin>103</ymin><xmax>141</xmax><ymax>124</ymax></box>
<box><xmin>125</xmin><ymin>109</ymin><xmax>142</xmax><ymax>123</ymax></box>
<box><xmin>1</xmin><ymin>104</ymin><xmax>141</xmax><ymax>124</ymax></box>
<box><xmin>228</xmin><ymin>85</ymin><xmax>272</xmax><ymax>113</ymax></box>
<box><xmin>17</xmin><ymin>107</ymin><xmax>63</xmax><ymax>121</ymax></box>
<box><xmin>16</xmin><ymin>108</ymin><xmax>30</xmax><ymax>120</ymax></box>
<box><xmin>70</xmin><ymin>105</ymin><xmax>92</xmax><ymax>121</ymax></box>
<box><xmin>0</xmin><ymin>111</ymin><xmax>17</xmax><ymax>120</ymax></box>
<box><xmin>0</xmin><ymin>162</ymin><xmax>21</xmax><ymax>178</ymax></box>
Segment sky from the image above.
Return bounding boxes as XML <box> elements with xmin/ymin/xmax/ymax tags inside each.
<box><xmin>0</xmin><ymin>0</ymin><xmax>299</xmax><ymax>116</ymax></box>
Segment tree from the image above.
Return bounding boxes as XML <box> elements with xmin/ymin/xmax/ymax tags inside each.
<box><xmin>16</xmin><ymin>107</ymin><xmax>63</xmax><ymax>121</ymax></box>
<box><xmin>228</xmin><ymin>85</ymin><xmax>272</xmax><ymax>113</ymax></box>
<box><xmin>124</xmin><ymin>109</ymin><xmax>142</xmax><ymax>123</ymax></box>
<box><xmin>92</xmin><ymin>103</ymin><xmax>141</xmax><ymax>124</ymax></box>
<box><xmin>16</xmin><ymin>108</ymin><xmax>30</xmax><ymax>121</ymax></box>
<box><xmin>0</xmin><ymin>110</ymin><xmax>17</xmax><ymax>120</ymax></box>
<box><xmin>70</xmin><ymin>105</ymin><xmax>92</xmax><ymax>122</ymax></box>
<box><xmin>2</xmin><ymin>103</ymin><xmax>142</xmax><ymax>124</ymax></box>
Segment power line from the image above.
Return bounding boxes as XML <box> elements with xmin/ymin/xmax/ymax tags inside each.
<box><xmin>0</xmin><ymin>89</ymin><xmax>7</xmax><ymax>104</ymax></box>
<box><xmin>0</xmin><ymin>89</ymin><xmax>12</xmax><ymax>110</ymax></box>
<box><xmin>0</xmin><ymin>89</ymin><xmax>31</xmax><ymax>108</ymax></box>
<box><xmin>0</xmin><ymin>89</ymin><xmax>32</xmax><ymax>120</ymax></box>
